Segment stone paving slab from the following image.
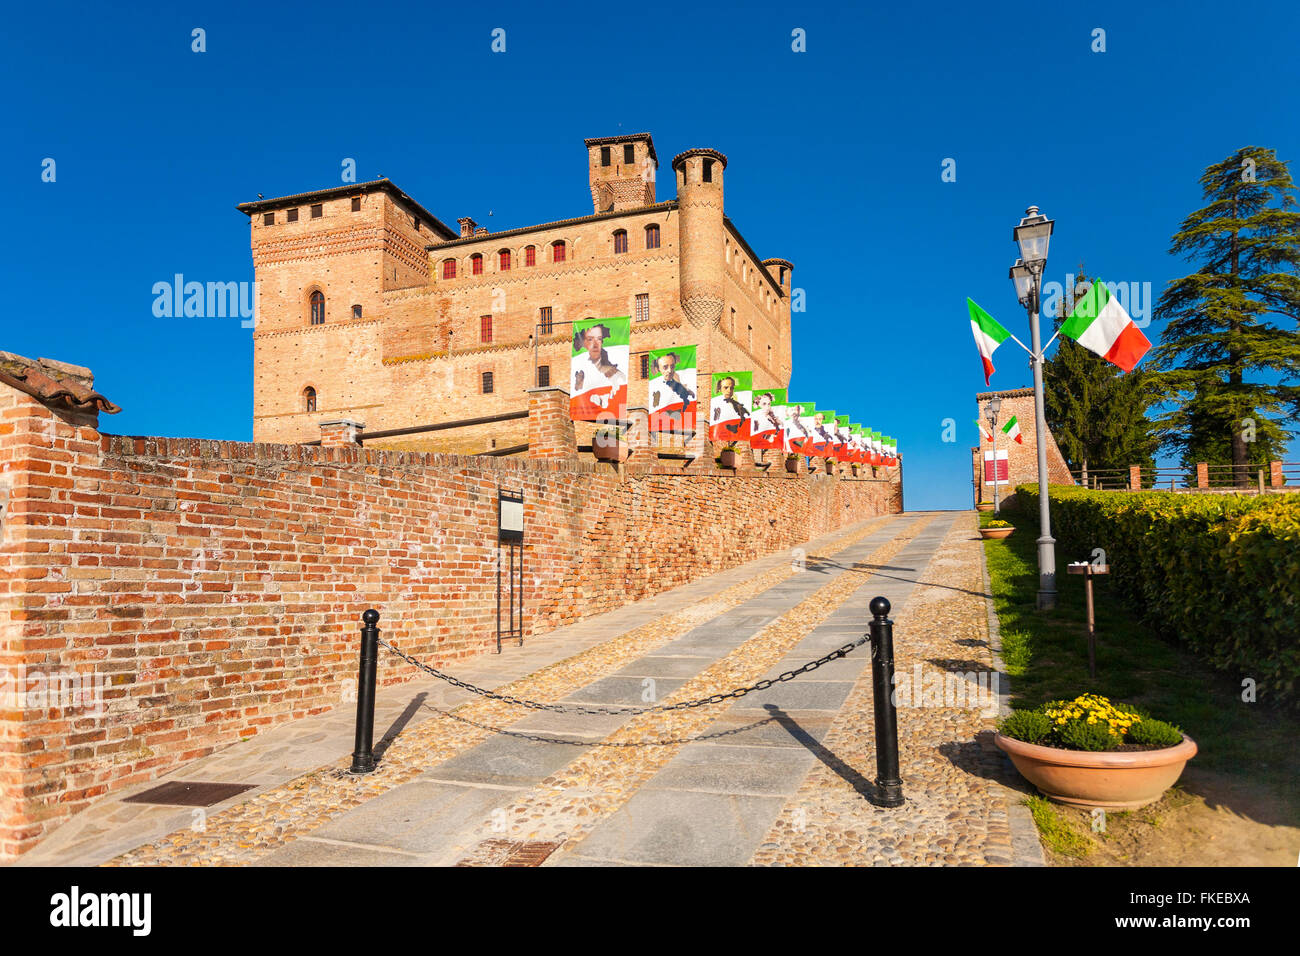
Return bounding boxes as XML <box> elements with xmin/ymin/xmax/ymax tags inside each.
<box><xmin>420</xmin><ymin>733</ymin><xmax>595</xmax><ymax>788</ymax></box>
<box><xmin>642</xmin><ymin>744</ymin><xmax>817</xmax><ymax>796</ymax></box>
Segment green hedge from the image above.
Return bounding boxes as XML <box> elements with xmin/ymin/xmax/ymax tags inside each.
<box><xmin>1016</xmin><ymin>485</ymin><xmax>1300</xmax><ymax>705</ymax></box>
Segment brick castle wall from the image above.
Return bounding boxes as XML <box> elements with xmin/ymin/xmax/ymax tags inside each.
<box><xmin>0</xmin><ymin>386</ymin><xmax>900</xmax><ymax>858</ymax></box>
<box><xmin>972</xmin><ymin>388</ymin><xmax>1073</xmax><ymax>506</ymax></box>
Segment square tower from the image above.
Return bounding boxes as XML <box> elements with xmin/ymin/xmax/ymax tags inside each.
<box><xmin>584</xmin><ymin>133</ymin><xmax>657</xmax><ymax>213</ymax></box>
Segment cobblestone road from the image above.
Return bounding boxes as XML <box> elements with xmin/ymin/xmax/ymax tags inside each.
<box><xmin>15</xmin><ymin>511</ymin><xmax>1042</xmax><ymax>868</ymax></box>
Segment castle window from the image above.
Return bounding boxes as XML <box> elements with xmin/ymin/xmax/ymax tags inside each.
<box><xmin>304</xmin><ymin>387</ymin><xmax>316</xmax><ymax>412</ymax></box>
<box><xmin>635</xmin><ymin>293</ymin><xmax>649</xmax><ymax>323</ymax></box>
<box><xmin>539</xmin><ymin>305</ymin><xmax>553</xmax><ymax>334</ymax></box>
<box><xmin>537</xmin><ymin>365</ymin><xmax>550</xmax><ymax>387</ymax></box>
<box><xmin>551</xmin><ymin>241</ymin><xmax>566</xmax><ymax>263</ymax></box>
<box><xmin>613</xmin><ymin>230</ymin><xmax>627</xmax><ymax>254</ymax></box>
<box><xmin>645</xmin><ymin>224</ymin><xmax>660</xmax><ymax>249</ymax></box>
<box><xmin>480</xmin><ymin>314</ymin><xmax>493</xmax><ymax>343</ymax></box>
<box><xmin>482</xmin><ymin>371</ymin><xmax>494</xmax><ymax>394</ymax></box>
<box><xmin>414</xmin><ymin>218</ymin><xmax>421</xmax><ymax>231</ymax></box>
<box><xmin>703</xmin><ymin>160</ymin><xmax>714</xmax><ymax>183</ymax></box>
<box><xmin>498</xmin><ymin>249</ymin><xmax>511</xmax><ymax>271</ymax></box>
<box><xmin>352</xmin><ymin>304</ymin><xmax>362</xmax><ymax>319</ymax></box>
<box><xmin>287</xmin><ymin>208</ymin><xmax>299</xmax><ymax>222</ymax></box>
<box><xmin>639</xmin><ymin>354</ymin><xmax>649</xmax><ymax>379</ymax></box>
<box><xmin>525</xmin><ymin>245</ymin><xmax>536</xmax><ymax>267</ymax></box>
<box><xmin>263</xmin><ymin>212</ymin><xmax>275</xmax><ymax>226</ymax></box>
<box><xmin>471</xmin><ymin>253</ymin><xmax>484</xmax><ymax>275</ymax></box>
<box><xmin>624</xmin><ymin>144</ymin><xmax>634</xmax><ymax>164</ymax></box>
<box><xmin>310</xmin><ymin>291</ymin><xmax>325</xmax><ymax>325</ymax></box>
<box><xmin>442</xmin><ymin>259</ymin><xmax>456</xmax><ymax>279</ymax></box>
<box><xmin>601</xmin><ymin>146</ymin><xmax>611</xmax><ymax>167</ymax></box>
<box><xmin>311</xmin><ymin>204</ymin><xmax>323</xmax><ymax>218</ymax></box>
<box><xmin>351</xmin><ymin>197</ymin><xmax>361</xmax><ymax>211</ymax></box>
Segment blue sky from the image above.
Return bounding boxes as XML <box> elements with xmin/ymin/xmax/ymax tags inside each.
<box><xmin>4</xmin><ymin>0</ymin><xmax>1298</xmax><ymax>510</ymax></box>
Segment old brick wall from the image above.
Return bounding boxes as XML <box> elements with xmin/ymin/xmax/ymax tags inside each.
<box><xmin>973</xmin><ymin>388</ymin><xmax>1073</xmax><ymax>507</ymax></box>
<box><xmin>1</xmin><ymin>388</ymin><xmax>900</xmax><ymax>858</ymax></box>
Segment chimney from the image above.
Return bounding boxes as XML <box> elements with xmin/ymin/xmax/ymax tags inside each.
<box><xmin>457</xmin><ymin>216</ymin><xmax>477</xmax><ymax>238</ymax></box>
<box><xmin>474</xmin><ymin>226</ymin><xmax>488</xmax><ymax>237</ymax></box>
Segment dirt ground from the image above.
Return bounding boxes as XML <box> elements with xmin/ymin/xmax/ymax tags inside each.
<box><xmin>1040</xmin><ymin>767</ymin><xmax>1300</xmax><ymax>867</ymax></box>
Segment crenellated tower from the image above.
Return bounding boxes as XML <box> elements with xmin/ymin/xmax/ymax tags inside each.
<box><xmin>672</xmin><ymin>147</ymin><xmax>727</xmax><ymax>330</ymax></box>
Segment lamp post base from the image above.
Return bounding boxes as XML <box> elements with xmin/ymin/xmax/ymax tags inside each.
<box><xmin>1036</xmin><ymin>533</ymin><xmax>1057</xmax><ymax>609</ymax></box>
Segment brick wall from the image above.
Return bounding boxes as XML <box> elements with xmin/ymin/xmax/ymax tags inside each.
<box><xmin>972</xmin><ymin>388</ymin><xmax>1073</xmax><ymax>507</ymax></box>
<box><xmin>0</xmin><ymin>383</ymin><xmax>901</xmax><ymax>858</ymax></box>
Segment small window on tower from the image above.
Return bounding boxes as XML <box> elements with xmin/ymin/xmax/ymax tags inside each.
<box><xmin>639</xmin><ymin>354</ymin><xmax>649</xmax><ymax>379</ymax></box>
<box><xmin>645</xmin><ymin>224</ymin><xmax>660</xmax><ymax>249</ymax></box>
<box><xmin>471</xmin><ymin>253</ymin><xmax>484</xmax><ymax>275</ymax></box>
<box><xmin>635</xmin><ymin>293</ymin><xmax>649</xmax><ymax>323</ymax></box>
<box><xmin>480</xmin><ymin>314</ymin><xmax>493</xmax><ymax>343</ymax></box>
<box><xmin>624</xmin><ymin>144</ymin><xmax>634</xmax><ymax>164</ymax></box>
<box><xmin>537</xmin><ymin>365</ymin><xmax>550</xmax><ymax>387</ymax></box>
<box><xmin>539</xmin><ymin>306</ymin><xmax>553</xmax><ymax>334</ymax></box>
<box><xmin>703</xmin><ymin>160</ymin><xmax>714</xmax><ymax>183</ymax></box>
<box><xmin>551</xmin><ymin>241</ymin><xmax>566</xmax><ymax>263</ymax></box>
<box><xmin>482</xmin><ymin>371</ymin><xmax>494</xmax><ymax>394</ymax></box>
<box><xmin>601</xmin><ymin>146</ymin><xmax>611</xmax><ymax>167</ymax></box>
<box><xmin>311</xmin><ymin>204</ymin><xmax>323</xmax><ymax>218</ymax></box>
<box><xmin>287</xmin><ymin>208</ymin><xmax>299</xmax><ymax>222</ymax></box>
<box><xmin>352</xmin><ymin>304</ymin><xmax>362</xmax><ymax>319</ymax></box>
<box><xmin>304</xmin><ymin>387</ymin><xmax>316</xmax><ymax>413</ymax></box>
<box><xmin>414</xmin><ymin>218</ymin><xmax>421</xmax><ymax>231</ymax></box>
<box><xmin>351</xmin><ymin>197</ymin><xmax>361</xmax><ymax>212</ymax></box>
<box><xmin>613</xmin><ymin>230</ymin><xmax>627</xmax><ymax>254</ymax></box>
<box><xmin>525</xmin><ymin>245</ymin><xmax>536</xmax><ymax>267</ymax></box>
<box><xmin>310</xmin><ymin>291</ymin><xmax>325</xmax><ymax>325</ymax></box>
<box><xmin>442</xmin><ymin>259</ymin><xmax>456</xmax><ymax>279</ymax></box>
<box><xmin>498</xmin><ymin>249</ymin><xmax>511</xmax><ymax>271</ymax></box>
<box><xmin>263</xmin><ymin>212</ymin><xmax>275</xmax><ymax>226</ymax></box>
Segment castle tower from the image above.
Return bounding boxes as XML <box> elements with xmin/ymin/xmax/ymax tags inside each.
<box><xmin>672</xmin><ymin>148</ymin><xmax>727</xmax><ymax>330</ymax></box>
<box><xmin>584</xmin><ymin>134</ymin><xmax>658</xmax><ymax>214</ymax></box>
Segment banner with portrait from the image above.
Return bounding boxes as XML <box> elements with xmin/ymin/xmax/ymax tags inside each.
<box><xmin>785</xmin><ymin>401</ymin><xmax>814</xmax><ymax>454</ymax></box>
<box><xmin>834</xmin><ymin>415</ymin><xmax>851</xmax><ymax>459</ymax></box>
<box><xmin>647</xmin><ymin>345</ymin><xmax>698</xmax><ymax>433</ymax></box>
<box><xmin>747</xmin><ymin>387</ymin><xmax>787</xmax><ymax>450</ymax></box>
<box><xmin>570</xmin><ymin>316</ymin><xmax>630</xmax><ymax>421</ymax></box>
<box><xmin>808</xmin><ymin>409</ymin><xmax>836</xmax><ymax>457</ymax></box>
<box><xmin>709</xmin><ymin>371</ymin><xmax>752</xmax><ymax>442</ymax></box>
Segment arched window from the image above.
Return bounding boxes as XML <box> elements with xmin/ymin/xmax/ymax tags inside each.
<box><xmin>498</xmin><ymin>249</ymin><xmax>511</xmax><ymax>271</ymax></box>
<box><xmin>352</xmin><ymin>304</ymin><xmax>362</xmax><ymax>319</ymax></box>
<box><xmin>304</xmin><ymin>387</ymin><xmax>316</xmax><ymax>412</ymax></box>
<box><xmin>524</xmin><ymin>245</ymin><xmax>536</xmax><ymax>267</ymax></box>
<box><xmin>442</xmin><ymin>259</ymin><xmax>456</xmax><ymax>279</ymax></box>
<box><xmin>551</xmin><ymin>240</ymin><xmax>566</xmax><ymax>263</ymax></box>
<box><xmin>471</xmin><ymin>253</ymin><xmax>484</xmax><ymax>275</ymax></box>
<box><xmin>645</xmin><ymin>224</ymin><xmax>660</xmax><ymax>249</ymax></box>
<box><xmin>310</xmin><ymin>291</ymin><xmax>325</xmax><ymax>325</ymax></box>
<box><xmin>613</xmin><ymin>230</ymin><xmax>627</xmax><ymax>254</ymax></box>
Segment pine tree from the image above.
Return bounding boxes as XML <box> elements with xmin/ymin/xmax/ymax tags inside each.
<box><xmin>1044</xmin><ymin>269</ymin><xmax>1159</xmax><ymax>484</ymax></box>
<box><xmin>1151</xmin><ymin>146</ymin><xmax>1300</xmax><ymax>486</ymax></box>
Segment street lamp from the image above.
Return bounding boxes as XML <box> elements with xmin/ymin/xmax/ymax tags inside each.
<box><xmin>984</xmin><ymin>396</ymin><xmax>1002</xmax><ymax>513</ymax></box>
<box><xmin>1010</xmin><ymin>205</ymin><xmax>1057</xmax><ymax>610</ymax></box>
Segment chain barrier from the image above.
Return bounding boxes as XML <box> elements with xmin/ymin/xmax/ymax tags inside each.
<box><xmin>377</xmin><ymin>634</ymin><xmax>870</xmax><ymax>717</ymax></box>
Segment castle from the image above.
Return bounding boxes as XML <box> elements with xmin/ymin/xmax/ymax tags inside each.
<box><xmin>237</xmin><ymin>134</ymin><xmax>795</xmax><ymax>454</ymax></box>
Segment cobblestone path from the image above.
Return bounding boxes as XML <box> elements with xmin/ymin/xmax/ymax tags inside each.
<box><xmin>15</xmin><ymin>511</ymin><xmax>1040</xmax><ymax>868</ymax></box>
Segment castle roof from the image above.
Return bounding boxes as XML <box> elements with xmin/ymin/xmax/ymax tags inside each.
<box><xmin>426</xmin><ymin>201</ymin><xmax>679</xmax><ymax>250</ymax></box>
<box><xmin>235</xmin><ymin>179</ymin><xmax>457</xmax><ymax>239</ymax></box>
<box><xmin>583</xmin><ymin>133</ymin><xmax>658</xmax><ymax>165</ymax></box>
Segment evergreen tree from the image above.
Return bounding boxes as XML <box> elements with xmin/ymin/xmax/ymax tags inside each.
<box><xmin>1044</xmin><ymin>269</ymin><xmax>1159</xmax><ymax>483</ymax></box>
<box><xmin>1151</xmin><ymin>146</ymin><xmax>1300</xmax><ymax>485</ymax></box>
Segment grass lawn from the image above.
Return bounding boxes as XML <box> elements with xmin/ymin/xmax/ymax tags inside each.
<box><xmin>981</xmin><ymin>504</ymin><xmax>1300</xmax><ymax>863</ymax></box>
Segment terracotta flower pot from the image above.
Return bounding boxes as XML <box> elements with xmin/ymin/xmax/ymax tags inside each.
<box><xmin>976</xmin><ymin>503</ymin><xmax>994</xmax><ymax>512</ymax></box>
<box><xmin>784</xmin><ymin>457</ymin><xmax>799</xmax><ymax>474</ymax></box>
<box><xmin>592</xmin><ymin>440</ymin><xmax>625</xmax><ymax>463</ymax></box>
<box><xmin>718</xmin><ymin>448</ymin><xmax>737</xmax><ymax>469</ymax></box>
<box><xmin>980</xmin><ymin>527</ymin><xmax>1014</xmax><ymax>539</ymax></box>
<box><xmin>995</xmin><ymin>732</ymin><xmax>1197</xmax><ymax>810</ymax></box>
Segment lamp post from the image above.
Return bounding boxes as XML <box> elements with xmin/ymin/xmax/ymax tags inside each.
<box><xmin>1010</xmin><ymin>206</ymin><xmax>1057</xmax><ymax>610</ymax></box>
<box><xmin>985</xmin><ymin>396</ymin><xmax>1002</xmax><ymax>513</ymax></box>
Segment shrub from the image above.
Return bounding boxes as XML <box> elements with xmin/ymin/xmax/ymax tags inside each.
<box><xmin>999</xmin><ymin>709</ymin><xmax>1051</xmax><ymax>743</ymax></box>
<box><xmin>1016</xmin><ymin>485</ymin><xmax>1300</xmax><ymax>705</ymax></box>
<box><xmin>1058</xmin><ymin>719</ymin><xmax>1119</xmax><ymax>751</ymax></box>
<box><xmin>1127</xmin><ymin>718</ymin><xmax>1184</xmax><ymax>748</ymax></box>
<box><xmin>985</xmin><ymin>519</ymin><xmax>1012</xmax><ymax>529</ymax></box>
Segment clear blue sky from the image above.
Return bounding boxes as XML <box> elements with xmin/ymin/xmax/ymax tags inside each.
<box><xmin>5</xmin><ymin>0</ymin><xmax>1298</xmax><ymax>510</ymax></box>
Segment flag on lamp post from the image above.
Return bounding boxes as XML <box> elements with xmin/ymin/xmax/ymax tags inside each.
<box><xmin>1059</xmin><ymin>281</ymin><xmax>1151</xmax><ymax>372</ymax></box>
<box><xmin>974</xmin><ymin>419</ymin><xmax>993</xmax><ymax>442</ymax></box>
<box><xmin>1001</xmin><ymin>415</ymin><xmax>1024</xmax><ymax>444</ymax></box>
<box><xmin>968</xmin><ymin>298</ymin><xmax>1012</xmax><ymax>385</ymax></box>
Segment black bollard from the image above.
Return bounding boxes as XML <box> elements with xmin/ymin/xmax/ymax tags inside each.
<box><xmin>868</xmin><ymin>596</ymin><xmax>904</xmax><ymax>807</ymax></box>
<box><xmin>350</xmin><ymin>608</ymin><xmax>380</xmax><ymax>774</ymax></box>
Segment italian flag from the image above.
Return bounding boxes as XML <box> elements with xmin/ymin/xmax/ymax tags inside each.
<box><xmin>1060</xmin><ymin>281</ymin><xmax>1151</xmax><ymax>372</ymax></box>
<box><xmin>968</xmin><ymin>298</ymin><xmax>1011</xmax><ymax>385</ymax></box>
<box><xmin>974</xmin><ymin>419</ymin><xmax>993</xmax><ymax>442</ymax></box>
<box><xmin>1001</xmin><ymin>415</ymin><xmax>1023</xmax><ymax>444</ymax></box>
